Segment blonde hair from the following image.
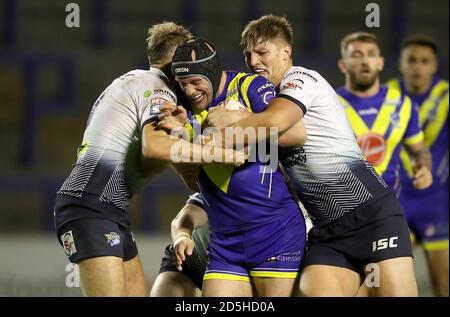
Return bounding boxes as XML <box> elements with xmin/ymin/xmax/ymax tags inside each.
<box><xmin>146</xmin><ymin>21</ymin><xmax>192</xmax><ymax>65</ymax></box>
<box><xmin>240</xmin><ymin>14</ymin><xmax>293</xmax><ymax>49</ymax></box>
<box><xmin>340</xmin><ymin>32</ymin><xmax>379</xmax><ymax>57</ymax></box>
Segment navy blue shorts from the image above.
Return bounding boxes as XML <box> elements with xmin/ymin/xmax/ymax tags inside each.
<box><xmin>303</xmin><ymin>192</ymin><xmax>413</xmax><ymax>276</ymax></box>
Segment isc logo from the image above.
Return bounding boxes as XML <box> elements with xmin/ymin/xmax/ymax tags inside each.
<box><xmin>372</xmin><ymin>236</ymin><xmax>398</xmax><ymax>252</ymax></box>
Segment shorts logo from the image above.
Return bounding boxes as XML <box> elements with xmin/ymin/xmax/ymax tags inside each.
<box><xmin>372</xmin><ymin>236</ymin><xmax>398</xmax><ymax>252</ymax></box>
<box><xmin>61</xmin><ymin>230</ymin><xmax>77</xmax><ymax>257</ymax></box>
<box><xmin>105</xmin><ymin>232</ymin><xmax>121</xmax><ymax>246</ymax></box>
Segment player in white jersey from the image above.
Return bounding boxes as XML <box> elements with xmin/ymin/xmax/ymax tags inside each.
<box><xmin>212</xmin><ymin>15</ymin><xmax>417</xmax><ymax>296</ymax></box>
<box><xmin>53</xmin><ymin>22</ymin><xmax>244</xmax><ymax>297</ymax></box>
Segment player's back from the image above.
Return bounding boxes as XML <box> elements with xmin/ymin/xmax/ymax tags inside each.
<box><xmin>57</xmin><ymin>68</ymin><xmax>176</xmax><ymax>218</ymax></box>
<box><xmin>278</xmin><ymin>66</ymin><xmax>391</xmax><ymax>227</ymax></box>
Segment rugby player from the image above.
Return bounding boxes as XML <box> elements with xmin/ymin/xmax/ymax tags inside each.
<box><xmin>216</xmin><ymin>15</ymin><xmax>419</xmax><ymax>296</ymax></box>
<box><xmin>387</xmin><ymin>35</ymin><xmax>448</xmax><ymax>296</ymax></box>
<box><xmin>53</xmin><ymin>22</ymin><xmax>243</xmax><ymax>297</ymax></box>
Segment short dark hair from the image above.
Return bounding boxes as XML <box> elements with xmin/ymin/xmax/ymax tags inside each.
<box><xmin>240</xmin><ymin>14</ymin><xmax>293</xmax><ymax>49</ymax></box>
<box><xmin>401</xmin><ymin>35</ymin><xmax>438</xmax><ymax>56</ymax></box>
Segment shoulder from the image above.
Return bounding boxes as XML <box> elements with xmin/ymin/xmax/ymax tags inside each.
<box><xmin>282</xmin><ymin>66</ymin><xmax>322</xmax><ymax>84</ymax></box>
<box><xmin>227</xmin><ymin>71</ymin><xmax>274</xmax><ymax>95</ymax></box>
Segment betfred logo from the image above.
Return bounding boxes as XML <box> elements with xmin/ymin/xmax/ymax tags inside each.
<box><xmin>175</xmin><ymin>67</ymin><xmax>189</xmax><ymax>73</ymax></box>
<box><xmin>282</xmin><ymin>82</ymin><xmax>302</xmax><ymax>91</ymax></box>
<box><xmin>357</xmin><ymin>132</ymin><xmax>386</xmax><ymax>165</ymax></box>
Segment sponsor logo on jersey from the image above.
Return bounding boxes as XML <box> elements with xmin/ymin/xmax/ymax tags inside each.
<box><xmin>284</xmin><ymin>70</ymin><xmax>318</xmax><ymax>82</ymax></box>
<box><xmin>282</xmin><ymin>82</ymin><xmax>302</xmax><ymax>91</ymax></box>
<box><xmin>263</xmin><ymin>91</ymin><xmax>275</xmax><ymax>104</ymax></box>
<box><xmin>61</xmin><ymin>230</ymin><xmax>77</xmax><ymax>256</ymax></box>
<box><xmin>105</xmin><ymin>232</ymin><xmax>121</xmax><ymax>246</ymax></box>
<box><xmin>357</xmin><ymin>132</ymin><xmax>386</xmax><ymax>165</ymax></box>
<box><xmin>257</xmin><ymin>82</ymin><xmax>274</xmax><ymax>93</ymax></box>
<box><xmin>150</xmin><ymin>104</ymin><xmax>161</xmax><ymax>116</ymax></box>
<box><xmin>153</xmin><ymin>89</ymin><xmax>176</xmax><ymax>102</ymax></box>
<box><xmin>358</xmin><ymin>107</ymin><xmax>379</xmax><ymax>116</ymax></box>
<box><xmin>174</xmin><ymin>67</ymin><xmax>189</xmax><ymax>74</ymax></box>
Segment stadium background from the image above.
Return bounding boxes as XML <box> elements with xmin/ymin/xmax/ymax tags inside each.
<box><xmin>0</xmin><ymin>0</ymin><xmax>448</xmax><ymax>296</ymax></box>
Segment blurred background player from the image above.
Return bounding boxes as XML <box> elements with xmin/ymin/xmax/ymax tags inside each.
<box><xmin>219</xmin><ymin>14</ymin><xmax>418</xmax><ymax>296</ymax></box>
<box><xmin>336</xmin><ymin>32</ymin><xmax>432</xmax><ymax>196</ymax></box>
<box><xmin>168</xmin><ymin>38</ymin><xmax>307</xmax><ymax>297</ymax></box>
<box><xmin>387</xmin><ymin>35</ymin><xmax>449</xmax><ymax>297</ymax></box>
<box><xmin>53</xmin><ymin>22</ymin><xmax>244</xmax><ymax>297</ymax></box>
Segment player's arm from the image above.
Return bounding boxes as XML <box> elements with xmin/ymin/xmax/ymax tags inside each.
<box><xmin>218</xmin><ymin>97</ymin><xmax>304</xmax><ymax>147</ymax></box>
<box><xmin>141</xmin><ymin>115</ymin><xmax>246</xmax><ymax>165</ymax></box>
<box><xmin>206</xmin><ymin>105</ymin><xmax>306</xmax><ymax>147</ymax></box>
<box><xmin>404</xmin><ymin>140</ymin><xmax>433</xmax><ymax>189</ymax></box>
<box><xmin>171</xmin><ymin>197</ymin><xmax>208</xmax><ymax>271</ymax></box>
<box><xmin>402</xmin><ymin>99</ymin><xmax>433</xmax><ymax>189</ymax></box>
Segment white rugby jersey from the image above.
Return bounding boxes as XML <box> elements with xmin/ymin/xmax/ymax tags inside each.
<box><xmin>277</xmin><ymin>66</ymin><xmax>389</xmax><ymax>227</ymax></box>
<box><xmin>58</xmin><ymin>68</ymin><xmax>176</xmax><ymax>211</ymax></box>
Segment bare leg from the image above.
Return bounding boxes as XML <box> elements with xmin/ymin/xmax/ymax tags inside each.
<box><xmin>252</xmin><ymin>276</ymin><xmax>298</xmax><ymax>297</ymax></box>
<box><xmin>78</xmin><ymin>256</ymin><xmax>126</xmax><ymax>297</ymax></box>
<box><xmin>425</xmin><ymin>247</ymin><xmax>449</xmax><ymax>296</ymax></box>
<box><xmin>124</xmin><ymin>255</ymin><xmax>148</xmax><ymax>296</ymax></box>
<box><xmin>202</xmin><ymin>279</ymin><xmax>253</xmax><ymax>297</ymax></box>
<box><xmin>300</xmin><ymin>265</ymin><xmax>362</xmax><ymax>297</ymax></box>
<box><xmin>150</xmin><ymin>271</ymin><xmax>201</xmax><ymax>297</ymax></box>
<box><xmin>368</xmin><ymin>257</ymin><xmax>418</xmax><ymax>297</ymax></box>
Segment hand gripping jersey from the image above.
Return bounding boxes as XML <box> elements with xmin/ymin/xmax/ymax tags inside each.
<box><xmin>185</xmin><ymin>71</ymin><xmax>300</xmax><ymax>234</ymax></box>
<box><xmin>56</xmin><ymin>68</ymin><xmax>177</xmax><ymax>226</ymax></box>
<box><xmin>336</xmin><ymin>84</ymin><xmax>424</xmax><ymax>195</ymax></box>
<box><xmin>277</xmin><ymin>66</ymin><xmax>392</xmax><ymax>227</ymax></box>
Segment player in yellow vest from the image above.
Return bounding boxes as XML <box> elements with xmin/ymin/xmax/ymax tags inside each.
<box><xmin>387</xmin><ymin>35</ymin><xmax>449</xmax><ymax>296</ymax></box>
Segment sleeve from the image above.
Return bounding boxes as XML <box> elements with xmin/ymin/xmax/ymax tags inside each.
<box><xmin>277</xmin><ymin>68</ymin><xmax>321</xmax><ymax>115</ymax></box>
<box><xmin>403</xmin><ymin>99</ymin><xmax>424</xmax><ymax>145</ymax></box>
<box><xmin>185</xmin><ymin>192</ymin><xmax>204</xmax><ymax>209</ymax></box>
<box><xmin>244</xmin><ymin>75</ymin><xmax>276</xmax><ymax>113</ymax></box>
<box><xmin>140</xmin><ymin>84</ymin><xmax>177</xmax><ymax>130</ymax></box>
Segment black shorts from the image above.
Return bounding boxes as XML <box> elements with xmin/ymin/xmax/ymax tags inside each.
<box><xmin>55</xmin><ymin>207</ymin><xmax>138</xmax><ymax>264</ymax></box>
<box><xmin>158</xmin><ymin>244</ymin><xmax>206</xmax><ymax>290</ymax></box>
<box><xmin>303</xmin><ymin>192</ymin><xmax>412</xmax><ymax>276</ymax></box>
